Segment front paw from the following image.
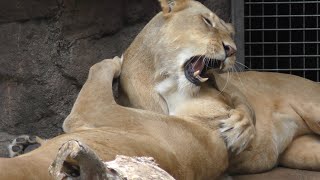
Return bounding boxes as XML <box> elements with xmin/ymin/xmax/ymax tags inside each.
<box><xmin>110</xmin><ymin>55</ymin><xmax>123</xmax><ymax>78</ymax></box>
<box><xmin>90</xmin><ymin>55</ymin><xmax>123</xmax><ymax>78</ymax></box>
<box><xmin>8</xmin><ymin>135</ymin><xmax>42</xmax><ymax>157</ymax></box>
<box><xmin>219</xmin><ymin>109</ymin><xmax>255</xmax><ymax>154</ymax></box>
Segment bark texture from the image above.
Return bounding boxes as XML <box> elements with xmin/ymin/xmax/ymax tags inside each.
<box><xmin>49</xmin><ymin>140</ymin><xmax>175</xmax><ymax>180</ymax></box>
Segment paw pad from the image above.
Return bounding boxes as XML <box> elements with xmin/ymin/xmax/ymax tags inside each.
<box><xmin>8</xmin><ymin>135</ymin><xmax>42</xmax><ymax>157</ymax></box>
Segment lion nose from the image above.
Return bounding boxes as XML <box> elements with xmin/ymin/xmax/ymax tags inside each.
<box><xmin>223</xmin><ymin>44</ymin><xmax>236</xmax><ymax>57</ymax></box>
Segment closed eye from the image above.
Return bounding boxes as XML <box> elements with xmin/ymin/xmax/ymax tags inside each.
<box><xmin>202</xmin><ymin>17</ymin><xmax>212</xmax><ymax>27</ymax></box>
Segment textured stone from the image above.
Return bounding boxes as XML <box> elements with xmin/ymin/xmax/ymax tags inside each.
<box><xmin>203</xmin><ymin>0</ymin><xmax>231</xmax><ymax>22</ymax></box>
<box><xmin>0</xmin><ymin>0</ymin><xmax>59</xmax><ymax>23</ymax></box>
<box><xmin>0</xmin><ymin>0</ymin><xmax>230</xmax><ymax>157</ymax></box>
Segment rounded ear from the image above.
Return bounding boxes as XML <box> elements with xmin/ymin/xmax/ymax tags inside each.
<box><xmin>159</xmin><ymin>0</ymin><xmax>170</xmax><ymax>15</ymax></box>
<box><xmin>158</xmin><ymin>0</ymin><xmax>190</xmax><ymax>16</ymax></box>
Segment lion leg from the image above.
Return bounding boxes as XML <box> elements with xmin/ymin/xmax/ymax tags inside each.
<box><xmin>291</xmin><ymin>101</ymin><xmax>320</xmax><ymax>135</ymax></box>
<box><xmin>279</xmin><ymin>134</ymin><xmax>320</xmax><ymax>170</ymax></box>
<box><xmin>289</xmin><ymin>83</ymin><xmax>320</xmax><ymax>135</ymax></box>
<box><xmin>63</xmin><ymin>56</ymin><xmax>122</xmax><ymax>133</ymax></box>
<box><xmin>207</xmin><ymin>71</ymin><xmax>256</xmax><ymax>154</ymax></box>
<box><xmin>8</xmin><ymin>135</ymin><xmax>45</xmax><ymax>157</ymax></box>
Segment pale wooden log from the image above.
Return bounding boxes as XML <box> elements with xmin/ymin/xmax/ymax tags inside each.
<box><xmin>49</xmin><ymin>140</ymin><xmax>175</xmax><ymax>180</ymax></box>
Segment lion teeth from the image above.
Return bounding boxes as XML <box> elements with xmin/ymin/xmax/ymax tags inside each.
<box><xmin>200</xmin><ymin>77</ymin><xmax>209</xmax><ymax>82</ymax></box>
<box><xmin>193</xmin><ymin>70</ymin><xmax>200</xmax><ymax>76</ymax></box>
<box><xmin>195</xmin><ymin>75</ymin><xmax>208</xmax><ymax>82</ymax></box>
<box><xmin>219</xmin><ymin>63</ymin><xmax>224</xmax><ymax>70</ymax></box>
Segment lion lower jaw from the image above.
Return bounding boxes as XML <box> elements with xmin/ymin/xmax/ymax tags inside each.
<box><xmin>156</xmin><ymin>76</ymin><xmax>200</xmax><ymax>115</ymax></box>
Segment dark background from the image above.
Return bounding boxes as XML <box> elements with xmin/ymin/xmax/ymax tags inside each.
<box><xmin>0</xmin><ymin>0</ymin><xmax>230</xmax><ymax>157</ymax></box>
<box><xmin>244</xmin><ymin>0</ymin><xmax>320</xmax><ymax>81</ymax></box>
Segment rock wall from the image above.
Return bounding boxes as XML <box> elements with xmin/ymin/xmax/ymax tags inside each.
<box><xmin>0</xmin><ymin>0</ymin><xmax>230</xmax><ymax>157</ymax></box>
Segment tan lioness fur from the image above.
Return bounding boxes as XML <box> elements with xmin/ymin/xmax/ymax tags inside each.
<box><xmin>0</xmin><ymin>56</ymin><xmax>229</xmax><ymax>180</ymax></box>
<box><xmin>117</xmin><ymin>0</ymin><xmax>320</xmax><ymax>174</ymax></box>
<box><xmin>209</xmin><ymin>72</ymin><xmax>320</xmax><ymax>173</ymax></box>
<box><xmin>0</xmin><ymin>0</ymin><xmax>320</xmax><ymax>179</ymax></box>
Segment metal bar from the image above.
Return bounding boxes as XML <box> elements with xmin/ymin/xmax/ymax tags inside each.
<box><xmin>245</xmin><ymin>1</ymin><xmax>320</xmax><ymax>5</ymax></box>
<box><xmin>248</xmin><ymin>68</ymin><xmax>320</xmax><ymax>71</ymax></box>
<box><xmin>248</xmin><ymin>0</ymin><xmax>252</xmax><ymax>69</ymax></box>
<box><xmin>232</xmin><ymin>0</ymin><xmax>245</xmax><ymax>71</ymax></box>
<box><xmin>317</xmin><ymin>2</ymin><xmax>319</xmax><ymax>82</ymax></box>
<box><xmin>245</xmin><ymin>42</ymin><xmax>320</xmax><ymax>44</ymax></box>
<box><xmin>249</xmin><ymin>0</ymin><xmax>252</xmax><ymax>69</ymax></box>
<box><xmin>246</xmin><ymin>55</ymin><xmax>320</xmax><ymax>58</ymax></box>
<box><xmin>246</xmin><ymin>28</ymin><xmax>320</xmax><ymax>31</ymax></box>
<box><xmin>262</xmin><ymin>2</ymin><xmax>265</xmax><ymax>69</ymax></box>
<box><xmin>303</xmin><ymin>2</ymin><xmax>306</xmax><ymax>78</ymax></box>
<box><xmin>242</xmin><ymin>0</ymin><xmax>319</xmax><ymax>82</ymax></box>
<box><xmin>245</xmin><ymin>15</ymin><xmax>320</xmax><ymax>18</ymax></box>
<box><xmin>289</xmin><ymin>1</ymin><xmax>292</xmax><ymax>74</ymax></box>
<box><xmin>276</xmin><ymin>1</ymin><xmax>279</xmax><ymax>71</ymax></box>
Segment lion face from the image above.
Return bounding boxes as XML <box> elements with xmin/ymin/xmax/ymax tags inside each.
<box><xmin>154</xmin><ymin>0</ymin><xmax>236</xmax><ymax>94</ymax></box>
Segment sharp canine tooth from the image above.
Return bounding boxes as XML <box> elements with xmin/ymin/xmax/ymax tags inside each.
<box><xmin>220</xmin><ymin>62</ymin><xmax>223</xmax><ymax>70</ymax></box>
<box><xmin>193</xmin><ymin>70</ymin><xmax>200</xmax><ymax>76</ymax></box>
<box><xmin>200</xmin><ymin>77</ymin><xmax>209</xmax><ymax>82</ymax></box>
<box><xmin>196</xmin><ymin>75</ymin><xmax>209</xmax><ymax>82</ymax></box>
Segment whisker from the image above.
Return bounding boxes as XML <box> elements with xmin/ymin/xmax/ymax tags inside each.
<box><xmin>236</xmin><ymin>61</ymin><xmax>252</xmax><ymax>71</ymax></box>
<box><xmin>232</xmin><ymin>66</ymin><xmax>246</xmax><ymax>91</ymax></box>
<box><xmin>192</xmin><ymin>55</ymin><xmax>203</xmax><ymax>70</ymax></box>
<box><xmin>217</xmin><ymin>70</ymin><xmax>230</xmax><ymax>97</ymax></box>
<box><xmin>204</xmin><ymin>56</ymin><xmax>210</xmax><ymax>71</ymax></box>
<box><xmin>234</xmin><ymin>64</ymin><xmax>243</xmax><ymax>72</ymax></box>
<box><xmin>204</xmin><ymin>56</ymin><xmax>211</xmax><ymax>68</ymax></box>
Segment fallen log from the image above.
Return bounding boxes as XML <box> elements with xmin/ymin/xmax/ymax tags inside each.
<box><xmin>49</xmin><ymin>140</ymin><xmax>175</xmax><ymax>180</ymax></box>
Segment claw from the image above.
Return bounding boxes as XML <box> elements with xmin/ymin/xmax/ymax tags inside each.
<box><xmin>220</xmin><ymin>127</ymin><xmax>233</xmax><ymax>133</ymax></box>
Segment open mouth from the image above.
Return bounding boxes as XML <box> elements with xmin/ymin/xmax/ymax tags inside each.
<box><xmin>184</xmin><ymin>56</ymin><xmax>225</xmax><ymax>85</ymax></box>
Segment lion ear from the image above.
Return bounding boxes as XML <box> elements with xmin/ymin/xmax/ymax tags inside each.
<box><xmin>159</xmin><ymin>0</ymin><xmax>190</xmax><ymax>16</ymax></box>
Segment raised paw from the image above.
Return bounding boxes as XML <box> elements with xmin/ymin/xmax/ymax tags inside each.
<box><xmin>8</xmin><ymin>135</ymin><xmax>43</xmax><ymax>157</ymax></box>
<box><xmin>219</xmin><ymin>109</ymin><xmax>255</xmax><ymax>154</ymax></box>
<box><xmin>102</xmin><ymin>55</ymin><xmax>123</xmax><ymax>78</ymax></box>
<box><xmin>90</xmin><ymin>55</ymin><xmax>123</xmax><ymax>79</ymax></box>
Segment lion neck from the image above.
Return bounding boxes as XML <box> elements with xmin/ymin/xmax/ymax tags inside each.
<box><xmin>155</xmin><ymin>75</ymin><xmax>200</xmax><ymax>115</ymax></box>
<box><xmin>120</xmin><ymin>14</ymin><xmax>169</xmax><ymax>114</ymax></box>
<box><xmin>119</xmin><ymin>12</ymin><xmax>213</xmax><ymax>115</ymax></box>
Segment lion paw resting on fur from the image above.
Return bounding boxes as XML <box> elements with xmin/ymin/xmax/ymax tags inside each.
<box><xmin>220</xmin><ymin>109</ymin><xmax>255</xmax><ymax>154</ymax></box>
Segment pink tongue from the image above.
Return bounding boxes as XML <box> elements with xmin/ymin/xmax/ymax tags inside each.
<box><xmin>192</xmin><ymin>59</ymin><xmax>204</xmax><ymax>72</ymax></box>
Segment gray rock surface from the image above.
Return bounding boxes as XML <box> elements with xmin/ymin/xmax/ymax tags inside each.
<box><xmin>0</xmin><ymin>0</ymin><xmax>230</xmax><ymax>157</ymax></box>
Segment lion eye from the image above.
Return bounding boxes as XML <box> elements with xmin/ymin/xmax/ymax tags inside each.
<box><xmin>202</xmin><ymin>17</ymin><xmax>213</xmax><ymax>27</ymax></box>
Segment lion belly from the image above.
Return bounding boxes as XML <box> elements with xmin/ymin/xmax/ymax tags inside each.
<box><xmin>225</xmin><ymin>71</ymin><xmax>318</xmax><ymax>174</ymax></box>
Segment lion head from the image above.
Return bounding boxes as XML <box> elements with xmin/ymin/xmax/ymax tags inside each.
<box><xmin>155</xmin><ymin>0</ymin><xmax>236</xmax><ymax>85</ymax></box>
<box><xmin>121</xmin><ymin>0</ymin><xmax>237</xmax><ymax>112</ymax></box>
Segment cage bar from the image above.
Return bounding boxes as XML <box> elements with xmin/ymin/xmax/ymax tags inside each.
<box><xmin>241</xmin><ymin>0</ymin><xmax>320</xmax><ymax>82</ymax></box>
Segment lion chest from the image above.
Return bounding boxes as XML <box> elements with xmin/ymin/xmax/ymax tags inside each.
<box><xmin>156</xmin><ymin>77</ymin><xmax>196</xmax><ymax>115</ymax></box>
<box><xmin>164</xmin><ymin>92</ymin><xmax>193</xmax><ymax>115</ymax></box>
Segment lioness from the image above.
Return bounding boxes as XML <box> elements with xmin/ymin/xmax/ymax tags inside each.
<box><xmin>118</xmin><ymin>0</ymin><xmax>320</xmax><ymax>173</ymax></box>
<box><xmin>117</xmin><ymin>0</ymin><xmax>320</xmax><ymax>174</ymax></box>
<box><xmin>1</xmin><ymin>0</ymin><xmax>319</xmax><ymax>179</ymax></box>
